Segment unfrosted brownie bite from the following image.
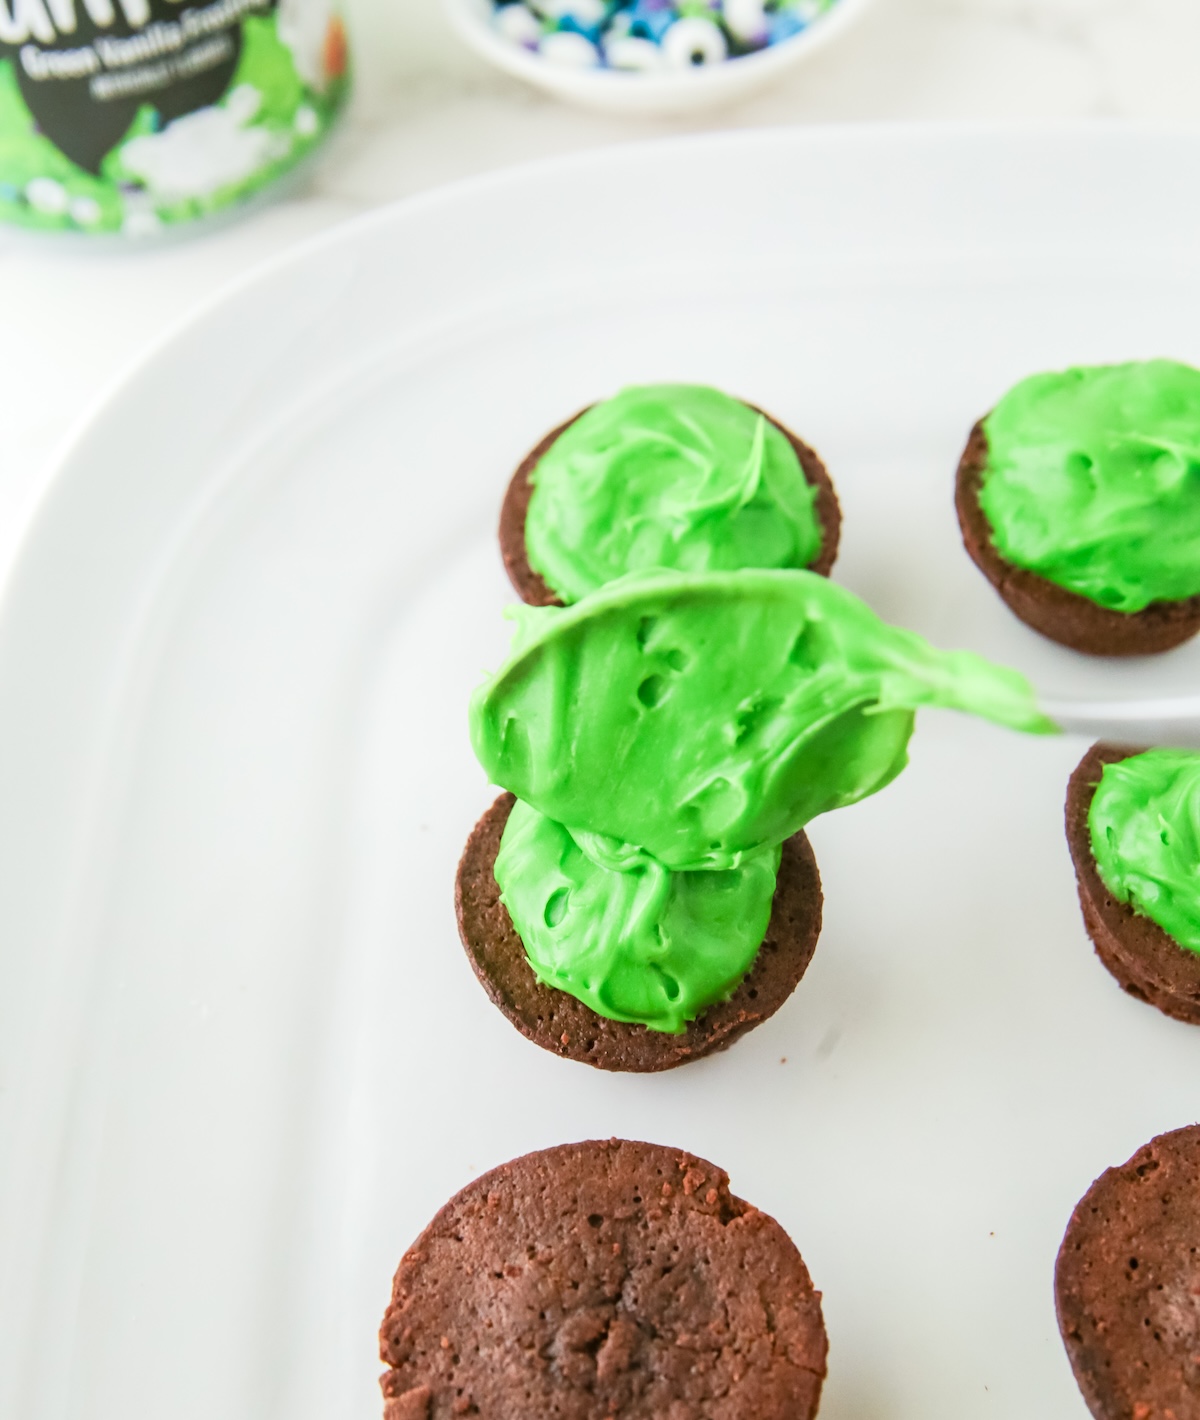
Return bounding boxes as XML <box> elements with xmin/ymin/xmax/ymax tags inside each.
<box><xmin>1056</xmin><ymin>1124</ymin><xmax>1200</xmax><ymax>1420</ymax></box>
<box><xmin>379</xmin><ymin>1138</ymin><xmax>828</xmax><ymax>1420</ymax></box>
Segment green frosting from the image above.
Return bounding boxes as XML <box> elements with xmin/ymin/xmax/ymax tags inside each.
<box><xmin>979</xmin><ymin>360</ymin><xmax>1200</xmax><ymax>613</ymax></box>
<box><xmin>524</xmin><ymin>384</ymin><xmax>823</xmax><ymax>604</ymax></box>
<box><xmin>496</xmin><ymin>799</ymin><xmax>782</xmax><ymax>1034</ymax></box>
<box><xmin>472</xmin><ymin>569</ymin><xmax>1055</xmax><ymax>1033</ymax></box>
<box><xmin>471</xmin><ymin>568</ymin><xmax>1056</xmax><ymax>875</ymax></box>
<box><xmin>1089</xmin><ymin>749</ymin><xmax>1200</xmax><ymax>954</ymax></box>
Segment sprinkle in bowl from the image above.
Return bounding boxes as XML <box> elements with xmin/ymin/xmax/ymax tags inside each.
<box><xmin>443</xmin><ymin>0</ymin><xmax>876</xmax><ymax>115</ymax></box>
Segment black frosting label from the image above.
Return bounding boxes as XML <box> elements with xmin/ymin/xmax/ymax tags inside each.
<box><xmin>0</xmin><ymin>0</ymin><xmax>276</xmax><ymax>171</ymax></box>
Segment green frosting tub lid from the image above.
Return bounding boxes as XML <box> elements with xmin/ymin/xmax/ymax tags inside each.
<box><xmin>979</xmin><ymin>360</ymin><xmax>1200</xmax><ymax>614</ymax></box>
<box><xmin>1089</xmin><ymin>748</ymin><xmax>1200</xmax><ymax>955</ymax></box>
<box><xmin>524</xmin><ymin>384</ymin><xmax>823</xmax><ymax>604</ymax></box>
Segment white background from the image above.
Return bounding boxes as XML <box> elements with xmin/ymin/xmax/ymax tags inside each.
<box><xmin>3</xmin><ymin>0</ymin><xmax>1200</xmax><ymax>574</ymax></box>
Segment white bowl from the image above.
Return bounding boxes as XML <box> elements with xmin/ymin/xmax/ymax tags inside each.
<box><xmin>444</xmin><ymin>0</ymin><xmax>876</xmax><ymax>115</ymax></box>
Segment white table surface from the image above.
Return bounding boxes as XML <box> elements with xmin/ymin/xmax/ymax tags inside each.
<box><xmin>1</xmin><ymin>0</ymin><xmax>1198</xmax><ymax>582</ymax></box>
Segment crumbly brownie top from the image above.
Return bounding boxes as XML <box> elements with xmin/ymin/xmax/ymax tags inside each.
<box><xmin>380</xmin><ymin>1138</ymin><xmax>827</xmax><ymax>1420</ymax></box>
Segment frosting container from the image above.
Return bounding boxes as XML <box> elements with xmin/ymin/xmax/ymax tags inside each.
<box><xmin>0</xmin><ymin>0</ymin><xmax>349</xmax><ymax>235</ymax></box>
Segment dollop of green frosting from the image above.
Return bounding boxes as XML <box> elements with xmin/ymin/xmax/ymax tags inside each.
<box><xmin>471</xmin><ymin>568</ymin><xmax>1056</xmax><ymax>874</ymax></box>
<box><xmin>495</xmin><ymin>799</ymin><xmax>782</xmax><ymax>1034</ymax></box>
<box><xmin>979</xmin><ymin>360</ymin><xmax>1200</xmax><ymax>613</ymax></box>
<box><xmin>524</xmin><ymin>384</ymin><xmax>823</xmax><ymax>604</ymax></box>
<box><xmin>1089</xmin><ymin>748</ymin><xmax>1200</xmax><ymax>954</ymax></box>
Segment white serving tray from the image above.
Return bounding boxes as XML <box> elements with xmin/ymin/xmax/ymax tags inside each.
<box><xmin>3</xmin><ymin>126</ymin><xmax>1200</xmax><ymax>1420</ymax></box>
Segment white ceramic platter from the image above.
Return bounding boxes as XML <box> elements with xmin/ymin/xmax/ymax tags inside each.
<box><xmin>3</xmin><ymin>127</ymin><xmax>1200</xmax><ymax>1420</ymax></box>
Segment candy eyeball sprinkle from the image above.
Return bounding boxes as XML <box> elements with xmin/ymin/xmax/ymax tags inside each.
<box><xmin>488</xmin><ymin>0</ymin><xmax>838</xmax><ymax>69</ymax></box>
<box><xmin>494</xmin><ymin>1</ymin><xmax>543</xmax><ymax>47</ymax></box>
<box><xmin>721</xmin><ymin>0</ymin><xmax>766</xmax><ymax>45</ymax></box>
<box><xmin>604</xmin><ymin>33</ymin><xmax>663</xmax><ymax>69</ymax></box>
<box><xmin>539</xmin><ymin>28</ymin><xmax>602</xmax><ymax>65</ymax></box>
<box><xmin>539</xmin><ymin>0</ymin><xmax>607</xmax><ymax>29</ymax></box>
<box><xmin>661</xmin><ymin>14</ymin><xmax>727</xmax><ymax>66</ymax></box>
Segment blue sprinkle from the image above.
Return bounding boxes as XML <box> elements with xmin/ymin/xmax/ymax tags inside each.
<box><xmin>628</xmin><ymin>0</ymin><xmax>673</xmax><ymax>38</ymax></box>
<box><xmin>767</xmin><ymin>8</ymin><xmax>805</xmax><ymax>41</ymax></box>
<box><xmin>558</xmin><ymin>13</ymin><xmax>603</xmax><ymax>38</ymax></box>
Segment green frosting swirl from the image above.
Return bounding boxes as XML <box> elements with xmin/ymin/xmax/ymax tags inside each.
<box><xmin>1089</xmin><ymin>748</ymin><xmax>1200</xmax><ymax>954</ymax></box>
<box><xmin>496</xmin><ymin>799</ymin><xmax>781</xmax><ymax>1034</ymax></box>
<box><xmin>472</xmin><ymin>569</ymin><xmax>1056</xmax><ymax>874</ymax></box>
<box><xmin>524</xmin><ymin>384</ymin><xmax>823</xmax><ymax>604</ymax></box>
<box><xmin>472</xmin><ymin>569</ymin><xmax>1055</xmax><ymax>1033</ymax></box>
<box><xmin>979</xmin><ymin>360</ymin><xmax>1200</xmax><ymax>613</ymax></box>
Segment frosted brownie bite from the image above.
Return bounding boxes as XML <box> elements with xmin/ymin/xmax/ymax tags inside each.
<box><xmin>461</xmin><ymin>568</ymin><xmax>1054</xmax><ymax>1069</ymax></box>
<box><xmin>956</xmin><ymin>361</ymin><xmax>1200</xmax><ymax>655</ymax></box>
<box><xmin>1066</xmin><ymin>741</ymin><xmax>1200</xmax><ymax>1023</ymax></box>
<box><xmin>455</xmin><ymin>792</ymin><xmax>822</xmax><ymax>1072</ymax></box>
<box><xmin>501</xmin><ymin>384</ymin><xmax>841</xmax><ymax>606</ymax></box>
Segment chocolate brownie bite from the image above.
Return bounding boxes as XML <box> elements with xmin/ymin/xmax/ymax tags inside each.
<box><xmin>957</xmin><ymin>421</ymin><xmax>1200</xmax><ymax>657</ymax></box>
<box><xmin>1066</xmin><ymin>743</ymin><xmax>1200</xmax><ymax>1024</ymax></box>
<box><xmin>455</xmin><ymin>794</ymin><xmax>823</xmax><ymax>1073</ymax></box>
<box><xmin>499</xmin><ymin>412</ymin><xmax>582</xmax><ymax>608</ymax></box>
<box><xmin>379</xmin><ymin>1138</ymin><xmax>828</xmax><ymax>1420</ymax></box>
<box><xmin>1055</xmin><ymin>1124</ymin><xmax>1200</xmax><ymax>1420</ymax></box>
<box><xmin>500</xmin><ymin>390</ymin><xmax>842</xmax><ymax>607</ymax></box>
<box><xmin>461</xmin><ymin>568</ymin><xmax>1050</xmax><ymax>1066</ymax></box>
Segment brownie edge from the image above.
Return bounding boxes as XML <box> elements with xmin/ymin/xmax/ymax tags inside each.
<box><xmin>1055</xmin><ymin>1124</ymin><xmax>1200</xmax><ymax>1420</ymax></box>
<box><xmin>1065</xmin><ymin>742</ymin><xmax>1200</xmax><ymax>1024</ymax></box>
<box><xmin>955</xmin><ymin>421</ymin><xmax>1200</xmax><ymax>656</ymax></box>
<box><xmin>455</xmin><ymin>793</ymin><xmax>823</xmax><ymax>1073</ymax></box>
<box><xmin>380</xmin><ymin>1138</ymin><xmax>828</xmax><ymax>1420</ymax></box>
<box><xmin>500</xmin><ymin>403</ymin><xmax>843</xmax><ymax>607</ymax></box>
